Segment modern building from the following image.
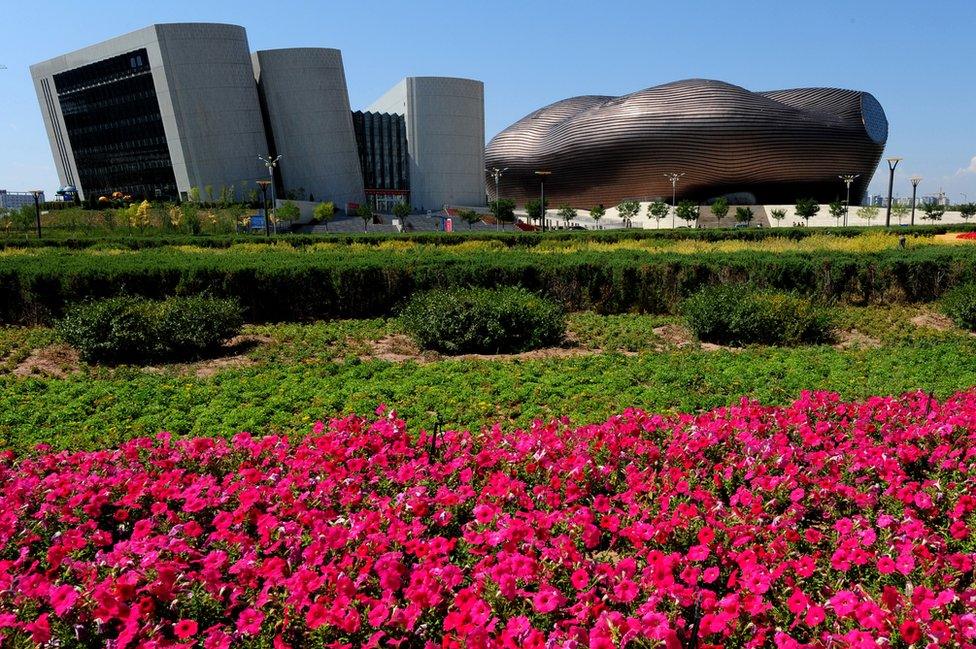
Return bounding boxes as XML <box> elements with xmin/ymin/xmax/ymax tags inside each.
<box><xmin>31</xmin><ymin>24</ymin><xmax>486</xmax><ymax>213</ymax></box>
<box><xmin>0</xmin><ymin>190</ymin><xmax>44</xmax><ymax>210</ymax></box>
<box><xmin>485</xmin><ymin>79</ymin><xmax>888</xmax><ymax>207</ymax></box>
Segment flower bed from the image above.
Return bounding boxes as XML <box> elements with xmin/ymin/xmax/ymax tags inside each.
<box><xmin>2</xmin><ymin>391</ymin><xmax>976</xmax><ymax>647</ymax></box>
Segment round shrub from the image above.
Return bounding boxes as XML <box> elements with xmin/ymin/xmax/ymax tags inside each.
<box><xmin>57</xmin><ymin>296</ymin><xmax>242</xmax><ymax>363</ymax></box>
<box><xmin>682</xmin><ymin>285</ymin><xmax>833</xmax><ymax>346</ymax></box>
<box><xmin>400</xmin><ymin>287</ymin><xmax>565</xmax><ymax>354</ymax></box>
<box><xmin>941</xmin><ymin>283</ymin><xmax>976</xmax><ymax>330</ymax></box>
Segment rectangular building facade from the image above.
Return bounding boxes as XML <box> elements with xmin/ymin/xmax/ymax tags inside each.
<box><xmin>0</xmin><ymin>191</ymin><xmax>45</xmax><ymax>210</ymax></box>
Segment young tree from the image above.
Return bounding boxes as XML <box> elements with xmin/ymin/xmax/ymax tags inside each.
<box><xmin>795</xmin><ymin>198</ymin><xmax>820</xmax><ymax>225</ymax></box>
<box><xmin>557</xmin><ymin>204</ymin><xmax>577</xmax><ymax>228</ymax></box>
<box><xmin>392</xmin><ymin>201</ymin><xmax>412</xmax><ymax>221</ymax></box>
<box><xmin>616</xmin><ymin>200</ymin><xmax>640</xmax><ymax>228</ymax></box>
<box><xmin>525</xmin><ymin>198</ymin><xmax>548</xmax><ymax>225</ymax></box>
<box><xmin>313</xmin><ymin>201</ymin><xmax>336</xmax><ymax>230</ymax></box>
<box><xmin>960</xmin><ymin>203</ymin><xmax>976</xmax><ymax>223</ymax></box>
<box><xmin>589</xmin><ymin>204</ymin><xmax>606</xmax><ymax>226</ymax></box>
<box><xmin>890</xmin><ymin>202</ymin><xmax>909</xmax><ymax>225</ymax></box>
<box><xmin>710</xmin><ymin>197</ymin><xmax>730</xmax><ymax>223</ymax></box>
<box><xmin>489</xmin><ymin>198</ymin><xmax>516</xmax><ymax>225</ymax></box>
<box><xmin>734</xmin><ymin>206</ymin><xmax>754</xmax><ymax>224</ymax></box>
<box><xmin>648</xmin><ymin>201</ymin><xmax>669</xmax><ymax>228</ymax></box>
<box><xmin>921</xmin><ymin>202</ymin><xmax>946</xmax><ymax>221</ymax></box>
<box><xmin>770</xmin><ymin>208</ymin><xmax>787</xmax><ymax>226</ymax></box>
<box><xmin>356</xmin><ymin>203</ymin><xmax>373</xmax><ymax>232</ymax></box>
<box><xmin>857</xmin><ymin>205</ymin><xmax>880</xmax><ymax>225</ymax></box>
<box><xmin>458</xmin><ymin>208</ymin><xmax>481</xmax><ymax>229</ymax></box>
<box><xmin>276</xmin><ymin>201</ymin><xmax>301</xmax><ymax>224</ymax></box>
<box><xmin>828</xmin><ymin>200</ymin><xmax>846</xmax><ymax>226</ymax></box>
<box><xmin>188</xmin><ymin>187</ymin><xmax>201</xmax><ymax>203</ymax></box>
<box><xmin>675</xmin><ymin>200</ymin><xmax>700</xmax><ymax>225</ymax></box>
<box><xmin>130</xmin><ymin>200</ymin><xmax>152</xmax><ymax>231</ymax></box>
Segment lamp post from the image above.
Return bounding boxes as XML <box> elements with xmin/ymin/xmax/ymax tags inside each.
<box><xmin>29</xmin><ymin>190</ymin><xmax>43</xmax><ymax>238</ymax></box>
<box><xmin>256</xmin><ymin>180</ymin><xmax>271</xmax><ymax>236</ymax></box>
<box><xmin>534</xmin><ymin>171</ymin><xmax>551</xmax><ymax>232</ymax></box>
<box><xmin>258</xmin><ymin>154</ymin><xmax>282</xmax><ymax>232</ymax></box>
<box><xmin>909</xmin><ymin>176</ymin><xmax>922</xmax><ymax>227</ymax></box>
<box><xmin>884</xmin><ymin>157</ymin><xmax>901</xmax><ymax>227</ymax></box>
<box><xmin>839</xmin><ymin>174</ymin><xmax>860</xmax><ymax>227</ymax></box>
<box><xmin>486</xmin><ymin>167</ymin><xmax>508</xmax><ymax>230</ymax></box>
<box><xmin>665</xmin><ymin>172</ymin><xmax>684</xmax><ymax>229</ymax></box>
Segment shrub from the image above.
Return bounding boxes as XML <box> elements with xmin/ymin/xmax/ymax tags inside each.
<box><xmin>682</xmin><ymin>285</ymin><xmax>833</xmax><ymax>346</ymax></box>
<box><xmin>400</xmin><ymin>287</ymin><xmax>565</xmax><ymax>354</ymax></box>
<box><xmin>57</xmin><ymin>296</ymin><xmax>242</xmax><ymax>363</ymax></box>
<box><xmin>941</xmin><ymin>283</ymin><xmax>976</xmax><ymax>330</ymax></box>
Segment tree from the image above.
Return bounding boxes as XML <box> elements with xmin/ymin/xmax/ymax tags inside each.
<box><xmin>392</xmin><ymin>202</ymin><xmax>411</xmax><ymax>220</ymax></box>
<box><xmin>770</xmin><ymin>208</ymin><xmax>787</xmax><ymax>226</ymax></box>
<box><xmin>616</xmin><ymin>200</ymin><xmax>640</xmax><ymax>228</ymax></box>
<box><xmin>891</xmin><ymin>202</ymin><xmax>910</xmax><ymax>225</ymax></box>
<box><xmin>276</xmin><ymin>201</ymin><xmax>301</xmax><ymax>224</ymax></box>
<box><xmin>648</xmin><ymin>201</ymin><xmax>669</xmax><ymax>228</ymax></box>
<box><xmin>188</xmin><ymin>187</ymin><xmax>201</xmax><ymax>203</ymax></box>
<box><xmin>313</xmin><ymin>201</ymin><xmax>336</xmax><ymax>230</ymax></box>
<box><xmin>857</xmin><ymin>205</ymin><xmax>880</xmax><ymax>225</ymax></box>
<box><xmin>458</xmin><ymin>208</ymin><xmax>481</xmax><ymax>229</ymax></box>
<box><xmin>795</xmin><ymin>198</ymin><xmax>820</xmax><ymax>224</ymax></box>
<box><xmin>828</xmin><ymin>200</ymin><xmax>845</xmax><ymax>226</ymax></box>
<box><xmin>710</xmin><ymin>197</ymin><xmax>730</xmax><ymax>223</ymax></box>
<box><xmin>489</xmin><ymin>199</ymin><xmax>516</xmax><ymax>225</ymax></box>
<box><xmin>557</xmin><ymin>204</ymin><xmax>577</xmax><ymax>228</ymax></box>
<box><xmin>589</xmin><ymin>204</ymin><xmax>606</xmax><ymax>225</ymax></box>
<box><xmin>960</xmin><ymin>203</ymin><xmax>976</xmax><ymax>223</ymax></box>
<box><xmin>675</xmin><ymin>200</ymin><xmax>700</xmax><ymax>225</ymax></box>
<box><xmin>356</xmin><ymin>203</ymin><xmax>373</xmax><ymax>232</ymax></box>
<box><xmin>921</xmin><ymin>202</ymin><xmax>946</xmax><ymax>221</ymax></box>
<box><xmin>130</xmin><ymin>200</ymin><xmax>152</xmax><ymax>230</ymax></box>
<box><xmin>525</xmin><ymin>198</ymin><xmax>548</xmax><ymax>224</ymax></box>
<box><xmin>734</xmin><ymin>206</ymin><xmax>754</xmax><ymax>224</ymax></box>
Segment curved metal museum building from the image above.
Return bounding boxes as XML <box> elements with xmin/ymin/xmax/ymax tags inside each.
<box><xmin>485</xmin><ymin>79</ymin><xmax>888</xmax><ymax>207</ymax></box>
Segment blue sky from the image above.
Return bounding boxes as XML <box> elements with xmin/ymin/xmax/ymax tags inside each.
<box><xmin>2</xmin><ymin>0</ymin><xmax>975</xmax><ymax>201</ymax></box>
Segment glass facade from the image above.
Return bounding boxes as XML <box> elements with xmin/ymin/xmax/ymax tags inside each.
<box><xmin>53</xmin><ymin>48</ymin><xmax>177</xmax><ymax>201</ymax></box>
<box><xmin>352</xmin><ymin>110</ymin><xmax>409</xmax><ymax>198</ymax></box>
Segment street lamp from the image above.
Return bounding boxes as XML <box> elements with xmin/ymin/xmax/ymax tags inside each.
<box><xmin>885</xmin><ymin>157</ymin><xmax>901</xmax><ymax>227</ymax></box>
<box><xmin>256</xmin><ymin>180</ymin><xmax>271</xmax><ymax>236</ymax></box>
<box><xmin>534</xmin><ymin>171</ymin><xmax>551</xmax><ymax>232</ymax></box>
<box><xmin>29</xmin><ymin>190</ymin><xmax>43</xmax><ymax>238</ymax></box>
<box><xmin>909</xmin><ymin>176</ymin><xmax>922</xmax><ymax>227</ymax></box>
<box><xmin>258</xmin><ymin>154</ymin><xmax>282</xmax><ymax>231</ymax></box>
<box><xmin>839</xmin><ymin>174</ymin><xmax>860</xmax><ymax>227</ymax></box>
<box><xmin>664</xmin><ymin>173</ymin><xmax>684</xmax><ymax>229</ymax></box>
<box><xmin>486</xmin><ymin>167</ymin><xmax>508</xmax><ymax>230</ymax></box>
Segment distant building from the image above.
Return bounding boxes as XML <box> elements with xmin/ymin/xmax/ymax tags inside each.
<box><xmin>0</xmin><ymin>190</ymin><xmax>44</xmax><ymax>210</ymax></box>
<box><xmin>869</xmin><ymin>194</ymin><xmax>885</xmax><ymax>207</ymax></box>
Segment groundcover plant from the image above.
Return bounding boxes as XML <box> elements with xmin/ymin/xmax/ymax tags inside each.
<box><xmin>2</xmin><ymin>390</ymin><xmax>976</xmax><ymax>647</ymax></box>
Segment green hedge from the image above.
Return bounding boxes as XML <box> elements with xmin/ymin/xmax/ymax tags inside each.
<box><xmin>3</xmin><ymin>246</ymin><xmax>976</xmax><ymax>324</ymax></box>
<box><xmin>941</xmin><ymin>283</ymin><xmax>976</xmax><ymax>331</ymax></box>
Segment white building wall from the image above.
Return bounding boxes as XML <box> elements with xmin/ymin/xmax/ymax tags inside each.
<box><xmin>252</xmin><ymin>48</ymin><xmax>365</xmax><ymax>208</ymax></box>
<box><xmin>368</xmin><ymin>77</ymin><xmax>485</xmax><ymax>211</ymax></box>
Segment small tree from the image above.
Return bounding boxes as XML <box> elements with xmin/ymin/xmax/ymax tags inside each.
<box><xmin>891</xmin><ymin>202</ymin><xmax>910</xmax><ymax>225</ymax></box>
<box><xmin>458</xmin><ymin>208</ymin><xmax>481</xmax><ymax>229</ymax></box>
<box><xmin>188</xmin><ymin>187</ymin><xmax>201</xmax><ymax>203</ymax></box>
<box><xmin>616</xmin><ymin>200</ymin><xmax>640</xmax><ymax>228</ymax></box>
<box><xmin>857</xmin><ymin>205</ymin><xmax>880</xmax><ymax>225</ymax></box>
<box><xmin>710</xmin><ymin>197</ymin><xmax>730</xmax><ymax>223</ymax></box>
<box><xmin>357</xmin><ymin>203</ymin><xmax>373</xmax><ymax>232</ymax></box>
<box><xmin>770</xmin><ymin>208</ymin><xmax>787</xmax><ymax>226</ymax></box>
<box><xmin>675</xmin><ymin>200</ymin><xmax>700</xmax><ymax>225</ymax></box>
<box><xmin>276</xmin><ymin>200</ymin><xmax>301</xmax><ymax>224</ymax></box>
<box><xmin>795</xmin><ymin>198</ymin><xmax>820</xmax><ymax>224</ymax></box>
<box><xmin>392</xmin><ymin>201</ymin><xmax>412</xmax><ymax>221</ymax></box>
<box><xmin>648</xmin><ymin>201</ymin><xmax>669</xmax><ymax>228</ymax></box>
<box><xmin>828</xmin><ymin>200</ymin><xmax>845</xmax><ymax>226</ymax></box>
<box><xmin>489</xmin><ymin>198</ymin><xmax>516</xmax><ymax>225</ymax></box>
<box><xmin>960</xmin><ymin>203</ymin><xmax>976</xmax><ymax>223</ymax></box>
<box><xmin>557</xmin><ymin>204</ymin><xmax>577</xmax><ymax>228</ymax></box>
<box><xmin>525</xmin><ymin>198</ymin><xmax>548</xmax><ymax>225</ymax></box>
<box><xmin>921</xmin><ymin>202</ymin><xmax>946</xmax><ymax>221</ymax></box>
<box><xmin>589</xmin><ymin>204</ymin><xmax>606</xmax><ymax>226</ymax></box>
<box><xmin>313</xmin><ymin>201</ymin><xmax>336</xmax><ymax>230</ymax></box>
<box><xmin>734</xmin><ymin>206</ymin><xmax>754</xmax><ymax>224</ymax></box>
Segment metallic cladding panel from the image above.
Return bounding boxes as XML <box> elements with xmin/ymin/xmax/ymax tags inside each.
<box><xmin>485</xmin><ymin>79</ymin><xmax>887</xmax><ymax>207</ymax></box>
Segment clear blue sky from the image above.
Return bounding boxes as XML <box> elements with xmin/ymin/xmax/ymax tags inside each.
<box><xmin>2</xmin><ymin>0</ymin><xmax>975</xmax><ymax>201</ymax></box>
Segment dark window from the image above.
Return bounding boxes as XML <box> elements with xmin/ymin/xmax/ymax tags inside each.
<box><xmin>352</xmin><ymin>110</ymin><xmax>408</xmax><ymax>192</ymax></box>
<box><xmin>54</xmin><ymin>48</ymin><xmax>177</xmax><ymax>201</ymax></box>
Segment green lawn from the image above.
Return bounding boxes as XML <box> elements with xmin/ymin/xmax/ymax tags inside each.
<box><xmin>2</xmin><ymin>306</ymin><xmax>974</xmax><ymax>452</ymax></box>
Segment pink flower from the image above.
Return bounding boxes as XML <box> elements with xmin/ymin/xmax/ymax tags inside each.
<box><xmin>805</xmin><ymin>605</ymin><xmax>825</xmax><ymax>627</ymax></box>
<box><xmin>237</xmin><ymin>608</ymin><xmax>264</xmax><ymax>635</ymax></box>
<box><xmin>570</xmin><ymin>568</ymin><xmax>589</xmax><ymax>590</ymax></box>
<box><xmin>830</xmin><ymin>590</ymin><xmax>857</xmax><ymax>617</ymax></box>
<box><xmin>174</xmin><ymin>619</ymin><xmax>198</xmax><ymax>639</ymax></box>
<box><xmin>532</xmin><ymin>585</ymin><xmax>562</xmax><ymax>614</ymax></box>
<box><xmin>877</xmin><ymin>556</ymin><xmax>896</xmax><ymax>574</ymax></box>
<box><xmin>49</xmin><ymin>584</ymin><xmax>79</xmax><ymax>617</ymax></box>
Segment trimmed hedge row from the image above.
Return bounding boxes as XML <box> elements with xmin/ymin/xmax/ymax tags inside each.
<box><xmin>2</xmin><ymin>224</ymin><xmax>973</xmax><ymax>251</ymax></box>
<box><xmin>3</xmin><ymin>246</ymin><xmax>976</xmax><ymax>324</ymax></box>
